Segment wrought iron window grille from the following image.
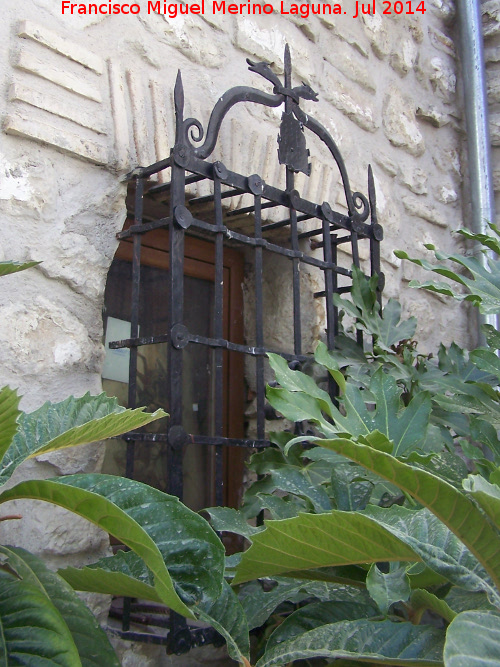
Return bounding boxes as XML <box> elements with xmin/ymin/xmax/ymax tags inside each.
<box><xmin>107</xmin><ymin>44</ymin><xmax>383</xmax><ymax>654</ymax></box>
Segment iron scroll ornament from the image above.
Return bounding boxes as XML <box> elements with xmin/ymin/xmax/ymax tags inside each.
<box><xmin>174</xmin><ymin>44</ymin><xmax>371</xmax><ymax>226</ymax></box>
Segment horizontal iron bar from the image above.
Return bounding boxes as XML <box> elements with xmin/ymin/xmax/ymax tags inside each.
<box><xmin>108</xmin><ymin>626</ymin><xmax>222</xmax><ymax>649</ymax></box>
<box><xmin>130</xmin><ymin>156</ymin><xmax>172</xmax><ymax>179</ymax></box>
<box><xmin>175</xmin><ymin>153</ymin><xmax>372</xmax><ymax>237</ymax></box>
<box><xmin>226</xmin><ymin>200</ymin><xmax>277</xmax><ymax>217</ymax></box>
<box><xmin>190</xmin><ymin>434</ymin><xmax>271</xmax><ymax>448</ymax></box>
<box><xmin>310</xmin><ymin>235</ymin><xmax>353</xmax><ymax>249</ymax></box>
<box><xmin>262</xmin><ymin>213</ymin><xmax>313</xmax><ymax>232</ymax></box>
<box><xmin>183</xmin><ymin>216</ymin><xmax>353</xmax><ymax>274</ymax></box>
<box><xmin>148</xmin><ymin>173</ymin><xmax>205</xmax><ymax>195</ymax></box>
<box><xmin>117</xmin><ymin>217</ymin><xmax>170</xmax><ymax>239</ymax></box>
<box><xmin>121</xmin><ymin>430</ymin><xmax>270</xmax><ymax>448</ymax></box>
<box><xmin>189</xmin><ymin>187</ymin><xmax>244</xmax><ymax>205</ymax></box>
<box><xmin>314</xmin><ymin>286</ymin><xmax>351</xmax><ymax>297</ymax></box>
<box><xmin>109</xmin><ymin>333</ymin><xmax>169</xmax><ymax>349</ymax></box>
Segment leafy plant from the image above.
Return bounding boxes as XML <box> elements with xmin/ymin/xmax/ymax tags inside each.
<box><xmin>203</xmin><ymin>232</ymin><xmax>500</xmax><ymax>666</ymax></box>
<box><xmin>0</xmin><ymin>262</ymin><xmax>246</xmax><ymax>666</ymax></box>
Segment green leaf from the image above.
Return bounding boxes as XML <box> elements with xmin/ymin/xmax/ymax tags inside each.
<box><xmin>239</xmin><ymin>578</ymin><xmax>372</xmax><ymax>631</ymax></box>
<box><xmin>268</xmin><ymin>353</ymin><xmax>336</xmax><ymax>416</ymax></box>
<box><xmin>444</xmin><ymin>610</ymin><xmax>500</xmax><ymax>667</ymax></box>
<box><xmin>463</xmin><ymin>475</ymin><xmax>500</xmax><ymax>527</ymax></box>
<box><xmin>334</xmin><ymin>267</ymin><xmax>417</xmax><ymax>351</ymax></box>
<box><xmin>366</xmin><ymin>563</ymin><xmax>411</xmax><ymax>615</ymax></box>
<box><xmin>330</xmin><ymin>464</ymin><xmax>373</xmax><ymax>511</ymax></box>
<box><xmin>314</xmin><ymin>437</ymin><xmax>500</xmax><ymax>598</ymax></box>
<box><xmin>362</xmin><ymin>506</ymin><xmax>492</xmax><ymax>599</ymax></box>
<box><xmin>395</xmin><ymin>241</ymin><xmax>500</xmax><ymax>315</ymax></box>
<box><xmin>445</xmin><ymin>588</ymin><xmax>498</xmax><ymax>614</ymax></box>
<box><xmin>0</xmin><ymin>475</ymin><xmax>225</xmax><ymax>618</ymax></box>
<box><xmin>256</xmin><ymin>619</ymin><xmax>445</xmax><ymax>666</ymax></box>
<box><xmin>0</xmin><ymin>393</ymin><xmax>166</xmax><ymax>486</ymax></box>
<box><xmin>196</xmin><ymin>581</ymin><xmax>250</xmax><ymax>664</ymax></box>
<box><xmin>334</xmin><ymin>370</ymin><xmax>432</xmax><ymax>456</ymax></box>
<box><xmin>409</xmin><ymin>589</ymin><xmax>456</xmax><ymax>624</ymax></box>
<box><xmin>233</xmin><ymin>510</ymin><xmax>419</xmax><ymax>585</ymax></box>
<box><xmin>206</xmin><ymin>507</ymin><xmax>263</xmax><ymax>539</ymax></box>
<box><xmin>266</xmin><ymin>600</ymin><xmax>378</xmax><ymax>650</ymax></box>
<box><xmin>0</xmin><ymin>568</ymin><xmax>81</xmax><ymax>666</ymax></box>
<box><xmin>470</xmin><ymin>348</ymin><xmax>500</xmax><ymax>381</ymax></box>
<box><xmin>60</xmin><ymin>550</ymin><xmax>161</xmax><ymax>602</ymax></box>
<box><xmin>0</xmin><ymin>260</ymin><xmax>40</xmax><ymax>277</ymax></box>
<box><xmin>0</xmin><ymin>546</ymin><xmax>119</xmax><ymax>666</ymax></box>
<box><xmin>0</xmin><ymin>387</ymin><xmax>20</xmax><ymax>464</ymax></box>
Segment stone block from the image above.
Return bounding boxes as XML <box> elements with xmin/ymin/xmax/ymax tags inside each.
<box><xmin>398</xmin><ymin>165</ymin><xmax>428</xmax><ymax>195</ymax></box>
<box><xmin>13</xmin><ymin>48</ymin><xmax>102</xmax><ymax>103</ymax></box>
<box><xmin>427</xmin><ymin>0</ymin><xmax>455</xmax><ymax>23</ymax></box>
<box><xmin>428</xmin><ymin>25</ymin><xmax>456</xmax><ymax>58</ymax></box>
<box><xmin>3</xmin><ymin>113</ymin><xmax>109</xmax><ymax>166</ymax></box>
<box><xmin>361</xmin><ymin>12</ymin><xmax>391</xmax><ymax>59</ymax></box>
<box><xmin>9</xmin><ymin>82</ymin><xmax>107</xmax><ymax>135</ymax></box>
<box><xmin>235</xmin><ymin>19</ymin><xmax>287</xmax><ymax>72</ymax></box>
<box><xmin>488</xmin><ymin>71</ymin><xmax>500</xmax><ymax>104</ymax></box>
<box><xmin>390</xmin><ymin>38</ymin><xmax>418</xmax><ymax>76</ymax></box>
<box><xmin>482</xmin><ymin>0</ymin><xmax>500</xmax><ymax>38</ymax></box>
<box><xmin>323</xmin><ymin>67</ymin><xmax>379</xmax><ymax>133</ymax></box>
<box><xmin>382</xmin><ymin>87</ymin><xmax>425</xmax><ymax>156</ymax></box>
<box><xmin>18</xmin><ymin>20</ymin><xmax>104</xmax><ymax>74</ymax></box>
<box><xmin>435</xmin><ymin>184</ymin><xmax>458</xmax><ymax>204</ymax></box>
<box><xmin>428</xmin><ymin>57</ymin><xmax>456</xmax><ymax>103</ymax></box>
<box><xmin>490</xmin><ymin>113</ymin><xmax>500</xmax><ymax>146</ymax></box>
<box><xmin>324</xmin><ymin>41</ymin><xmax>376</xmax><ymax>92</ymax></box>
<box><xmin>374</xmin><ymin>153</ymin><xmax>398</xmax><ymax>177</ymax></box>
<box><xmin>416</xmin><ymin>103</ymin><xmax>450</xmax><ymax>128</ymax></box>
<box><xmin>402</xmin><ymin>195</ymin><xmax>447</xmax><ymax>227</ymax></box>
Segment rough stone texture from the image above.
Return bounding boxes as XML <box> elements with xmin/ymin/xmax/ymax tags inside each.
<box><xmin>0</xmin><ymin>1</ymin><xmax>475</xmax><ymax>663</ymax></box>
<box><xmin>485</xmin><ymin>0</ymin><xmax>500</xmax><ymax>229</ymax></box>
<box><xmin>383</xmin><ymin>87</ymin><xmax>425</xmax><ymax>155</ymax></box>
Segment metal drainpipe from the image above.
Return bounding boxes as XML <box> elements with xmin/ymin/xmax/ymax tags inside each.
<box><xmin>456</xmin><ymin>0</ymin><xmax>498</xmax><ymax>340</ymax></box>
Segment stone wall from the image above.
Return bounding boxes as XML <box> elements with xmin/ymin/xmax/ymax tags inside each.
<box><xmin>483</xmin><ymin>0</ymin><xmax>500</xmax><ymax>225</ymax></box>
<box><xmin>0</xmin><ymin>0</ymin><xmax>473</xmax><ymax>663</ymax></box>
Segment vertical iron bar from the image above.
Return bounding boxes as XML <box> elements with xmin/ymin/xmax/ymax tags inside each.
<box><xmin>331</xmin><ymin>235</ymin><xmax>339</xmax><ymax>339</ymax></box>
<box><xmin>322</xmin><ymin>222</ymin><xmax>337</xmax><ymax>401</ymax></box>
<box><xmin>254</xmin><ymin>192</ymin><xmax>265</xmax><ymax>441</ymax></box>
<box><xmin>284</xmin><ymin>45</ymin><xmax>301</xmax><ymax>357</ymax></box>
<box><xmin>368</xmin><ymin>166</ymin><xmax>382</xmax><ymax>307</ymax></box>
<box><xmin>350</xmin><ymin>230</ymin><xmax>363</xmax><ymax>348</ymax></box>
<box><xmin>168</xmin><ymin>71</ymin><xmax>188</xmax><ymax>650</ymax></box>
<box><xmin>213</xmin><ymin>176</ymin><xmax>224</xmax><ymax>506</ymax></box>
<box><xmin>123</xmin><ymin>175</ymin><xmax>143</xmax><ymax>633</ymax></box>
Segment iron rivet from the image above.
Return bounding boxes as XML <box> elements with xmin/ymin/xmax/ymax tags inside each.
<box><xmin>373</xmin><ymin>223</ymin><xmax>384</xmax><ymax>241</ymax></box>
<box><xmin>213</xmin><ymin>161</ymin><xmax>228</xmax><ymax>180</ymax></box>
<box><xmin>248</xmin><ymin>173</ymin><xmax>265</xmax><ymax>195</ymax></box>
<box><xmin>174</xmin><ymin>205</ymin><xmax>193</xmax><ymax>229</ymax></box>
<box><xmin>171</xmin><ymin>323</ymin><xmax>190</xmax><ymax>349</ymax></box>
<box><xmin>321</xmin><ymin>201</ymin><xmax>333</xmax><ymax>222</ymax></box>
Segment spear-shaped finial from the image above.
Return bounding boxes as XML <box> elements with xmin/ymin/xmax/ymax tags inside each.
<box><xmin>284</xmin><ymin>43</ymin><xmax>291</xmax><ymax>90</ymax></box>
<box><xmin>174</xmin><ymin>70</ymin><xmax>184</xmax><ymax>138</ymax></box>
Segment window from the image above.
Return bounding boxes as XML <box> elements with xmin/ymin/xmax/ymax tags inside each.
<box><xmin>102</xmin><ymin>214</ymin><xmax>245</xmax><ymax>510</ymax></box>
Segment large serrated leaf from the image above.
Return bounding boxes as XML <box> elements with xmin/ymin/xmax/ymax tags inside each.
<box><xmin>239</xmin><ymin>578</ymin><xmax>372</xmax><ymax>631</ymax></box>
<box><xmin>444</xmin><ymin>610</ymin><xmax>500</xmax><ymax>667</ymax></box>
<box><xmin>196</xmin><ymin>581</ymin><xmax>250</xmax><ymax>664</ymax></box>
<box><xmin>266</xmin><ymin>600</ymin><xmax>378</xmax><ymax>650</ymax></box>
<box><xmin>0</xmin><ymin>387</ymin><xmax>20</xmax><ymax>464</ymax></box>
<box><xmin>313</xmin><ymin>438</ymin><xmax>500</xmax><ymax>600</ymax></box>
<box><xmin>60</xmin><ymin>550</ymin><xmax>160</xmax><ymax>602</ymax></box>
<box><xmin>366</xmin><ymin>562</ymin><xmax>411</xmax><ymax>614</ymax></box>
<box><xmin>0</xmin><ymin>546</ymin><xmax>119</xmax><ymax>666</ymax></box>
<box><xmin>0</xmin><ymin>475</ymin><xmax>225</xmax><ymax>618</ymax></box>
<box><xmin>0</xmin><ymin>393</ymin><xmax>166</xmax><ymax>486</ymax></box>
<box><xmin>232</xmin><ymin>510</ymin><xmax>419</xmax><ymax>585</ymax></box>
<box><xmin>333</xmin><ymin>267</ymin><xmax>417</xmax><ymax>351</ymax></box>
<box><xmin>256</xmin><ymin>619</ymin><xmax>445</xmax><ymax>666</ymax></box>
<box><xmin>0</xmin><ymin>568</ymin><xmax>81</xmax><ymax>666</ymax></box>
<box><xmin>463</xmin><ymin>474</ymin><xmax>500</xmax><ymax>527</ymax></box>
